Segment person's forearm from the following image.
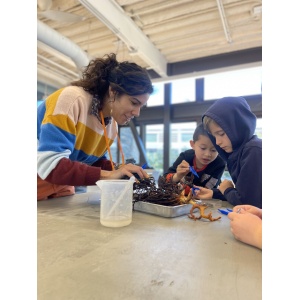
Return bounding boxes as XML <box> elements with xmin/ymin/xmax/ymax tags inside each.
<box><xmin>172</xmin><ymin>173</ymin><xmax>184</xmax><ymax>183</ymax></box>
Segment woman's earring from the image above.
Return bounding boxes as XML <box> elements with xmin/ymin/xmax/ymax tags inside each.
<box><xmin>110</xmin><ymin>108</ymin><xmax>113</xmax><ymax>116</ymax></box>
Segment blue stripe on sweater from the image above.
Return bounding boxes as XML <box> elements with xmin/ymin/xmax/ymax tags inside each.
<box><xmin>38</xmin><ymin>123</ymin><xmax>76</xmax><ymax>153</ymax></box>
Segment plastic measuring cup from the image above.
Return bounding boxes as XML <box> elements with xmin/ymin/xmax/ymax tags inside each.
<box><xmin>96</xmin><ymin>178</ymin><xmax>134</xmax><ymax>228</ymax></box>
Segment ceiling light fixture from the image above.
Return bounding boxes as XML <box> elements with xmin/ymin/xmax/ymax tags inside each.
<box><xmin>252</xmin><ymin>5</ymin><xmax>262</xmax><ymax>16</ymax></box>
<box><xmin>251</xmin><ymin>5</ymin><xmax>262</xmax><ymax>19</ymax></box>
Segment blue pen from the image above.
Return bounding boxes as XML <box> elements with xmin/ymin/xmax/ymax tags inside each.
<box><xmin>189</xmin><ymin>166</ymin><xmax>199</xmax><ymax>178</ymax></box>
<box><xmin>218</xmin><ymin>208</ymin><xmax>233</xmax><ymax>215</ymax></box>
<box><xmin>192</xmin><ymin>187</ymin><xmax>200</xmax><ymax>195</ymax></box>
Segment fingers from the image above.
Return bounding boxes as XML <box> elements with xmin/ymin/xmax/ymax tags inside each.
<box><xmin>177</xmin><ymin>161</ymin><xmax>190</xmax><ymax>173</ymax></box>
<box><xmin>136</xmin><ymin>169</ymin><xmax>149</xmax><ymax>179</ymax></box>
<box><xmin>228</xmin><ymin>212</ymin><xmax>233</xmax><ymax>221</ymax></box>
<box><xmin>232</xmin><ymin>205</ymin><xmax>245</xmax><ymax>212</ymax></box>
<box><xmin>121</xmin><ymin>164</ymin><xmax>149</xmax><ymax>180</ymax></box>
<box><xmin>181</xmin><ymin>160</ymin><xmax>189</xmax><ymax>167</ymax></box>
<box><xmin>232</xmin><ymin>207</ymin><xmax>243</xmax><ymax>214</ymax></box>
<box><xmin>228</xmin><ymin>211</ymin><xmax>241</xmax><ymax>221</ymax></box>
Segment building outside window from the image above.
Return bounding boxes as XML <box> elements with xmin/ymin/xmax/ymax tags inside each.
<box><xmin>145</xmin><ymin>124</ymin><xmax>164</xmax><ymax>172</ymax></box>
<box><xmin>169</xmin><ymin>122</ymin><xmax>196</xmax><ymax>167</ymax></box>
<box><xmin>111</xmin><ymin>126</ymin><xmax>140</xmax><ymax>165</ymax></box>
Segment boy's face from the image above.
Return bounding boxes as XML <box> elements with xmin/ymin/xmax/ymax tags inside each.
<box><xmin>190</xmin><ymin>135</ymin><xmax>218</xmax><ymax>166</ymax></box>
<box><xmin>208</xmin><ymin>122</ymin><xmax>233</xmax><ymax>153</ymax></box>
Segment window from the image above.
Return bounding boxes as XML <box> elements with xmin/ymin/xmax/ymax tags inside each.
<box><xmin>256</xmin><ymin>118</ymin><xmax>262</xmax><ymax>138</ymax></box>
<box><xmin>171</xmin><ymin>133</ymin><xmax>178</xmax><ymax>143</ymax></box>
<box><xmin>181</xmin><ymin>133</ymin><xmax>191</xmax><ymax>142</ymax></box>
<box><xmin>146</xmin><ymin>133</ymin><xmax>157</xmax><ymax>143</ymax></box>
<box><xmin>204</xmin><ymin>66</ymin><xmax>262</xmax><ymax>100</ymax></box>
<box><xmin>171</xmin><ymin>78</ymin><xmax>195</xmax><ymax>104</ymax></box>
<box><xmin>145</xmin><ymin>124</ymin><xmax>164</xmax><ymax>173</ymax></box>
<box><xmin>147</xmin><ymin>82</ymin><xmax>164</xmax><ymax>107</ymax></box>
<box><xmin>37</xmin><ymin>100</ymin><xmax>44</xmax><ymax>107</ymax></box>
<box><xmin>112</xmin><ymin>126</ymin><xmax>141</xmax><ymax>164</ymax></box>
<box><xmin>170</xmin><ymin>122</ymin><xmax>196</xmax><ymax>166</ymax></box>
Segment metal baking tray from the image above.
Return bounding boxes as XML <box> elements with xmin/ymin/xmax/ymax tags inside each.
<box><xmin>133</xmin><ymin>201</ymin><xmax>193</xmax><ymax>218</ymax></box>
<box><xmin>133</xmin><ymin>199</ymin><xmax>222</xmax><ymax>218</ymax></box>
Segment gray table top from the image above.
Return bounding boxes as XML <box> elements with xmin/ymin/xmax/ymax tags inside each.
<box><xmin>38</xmin><ymin>190</ymin><xmax>262</xmax><ymax>300</ymax></box>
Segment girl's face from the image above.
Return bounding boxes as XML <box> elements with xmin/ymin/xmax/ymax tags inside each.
<box><xmin>208</xmin><ymin>122</ymin><xmax>233</xmax><ymax>153</ymax></box>
<box><xmin>111</xmin><ymin>93</ymin><xmax>150</xmax><ymax>125</ymax></box>
<box><xmin>190</xmin><ymin>134</ymin><xmax>218</xmax><ymax>167</ymax></box>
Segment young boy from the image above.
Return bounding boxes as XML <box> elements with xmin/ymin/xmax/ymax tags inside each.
<box><xmin>194</xmin><ymin>96</ymin><xmax>262</xmax><ymax>208</ymax></box>
<box><xmin>164</xmin><ymin>123</ymin><xmax>226</xmax><ymax>199</ymax></box>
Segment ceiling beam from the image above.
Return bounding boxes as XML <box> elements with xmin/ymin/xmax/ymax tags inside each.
<box><xmin>167</xmin><ymin>47</ymin><xmax>262</xmax><ymax>77</ymax></box>
<box><xmin>79</xmin><ymin>0</ymin><xmax>168</xmax><ymax>77</ymax></box>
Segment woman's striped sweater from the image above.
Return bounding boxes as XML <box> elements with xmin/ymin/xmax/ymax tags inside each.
<box><xmin>37</xmin><ymin>86</ymin><xmax>117</xmax><ymax>186</ymax></box>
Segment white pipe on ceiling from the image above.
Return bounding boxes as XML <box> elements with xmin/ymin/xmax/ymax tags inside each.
<box><xmin>37</xmin><ymin>19</ymin><xmax>91</xmax><ymax>72</ymax></box>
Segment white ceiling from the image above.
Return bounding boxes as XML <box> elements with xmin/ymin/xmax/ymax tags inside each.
<box><xmin>37</xmin><ymin>0</ymin><xmax>262</xmax><ymax>90</ymax></box>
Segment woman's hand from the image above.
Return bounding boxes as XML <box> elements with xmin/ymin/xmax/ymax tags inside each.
<box><xmin>193</xmin><ymin>186</ymin><xmax>213</xmax><ymax>199</ymax></box>
<box><xmin>100</xmin><ymin>163</ymin><xmax>149</xmax><ymax>180</ymax></box>
<box><xmin>228</xmin><ymin>209</ymin><xmax>262</xmax><ymax>249</ymax></box>
<box><xmin>218</xmin><ymin>179</ymin><xmax>235</xmax><ymax>194</ymax></box>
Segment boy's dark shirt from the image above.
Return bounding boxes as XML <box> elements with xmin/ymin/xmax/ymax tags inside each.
<box><xmin>164</xmin><ymin>149</ymin><xmax>226</xmax><ymax>200</ymax></box>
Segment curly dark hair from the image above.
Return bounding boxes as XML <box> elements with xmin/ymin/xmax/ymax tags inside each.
<box><xmin>71</xmin><ymin>53</ymin><xmax>153</xmax><ymax>108</ymax></box>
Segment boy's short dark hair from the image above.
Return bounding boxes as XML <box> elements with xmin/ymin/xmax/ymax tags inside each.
<box><xmin>193</xmin><ymin>123</ymin><xmax>209</xmax><ymax>142</ymax></box>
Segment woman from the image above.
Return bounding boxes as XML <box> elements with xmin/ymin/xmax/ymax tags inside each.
<box><xmin>37</xmin><ymin>53</ymin><xmax>154</xmax><ymax>200</ymax></box>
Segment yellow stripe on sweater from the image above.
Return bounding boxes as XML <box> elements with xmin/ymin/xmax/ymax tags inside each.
<box><xmin>75</xmin><ymin>122</ymin><xmax>114</xmax><ymax>157</ymax></box>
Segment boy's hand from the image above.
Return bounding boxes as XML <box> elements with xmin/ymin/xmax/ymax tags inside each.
<box><xmin>193</xmin><ymin>186</ymin><xmax>213</xmax><ymax>199</ymax></box>
<box><xmin>219</xmin><ymin>179</ymin><xmax>234</xmax><ymax>194</ymax></box>
<box><xmin>173</xmin><ymin>160</ymin><xmax>190</xmax><ymax>181</ymax></box>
